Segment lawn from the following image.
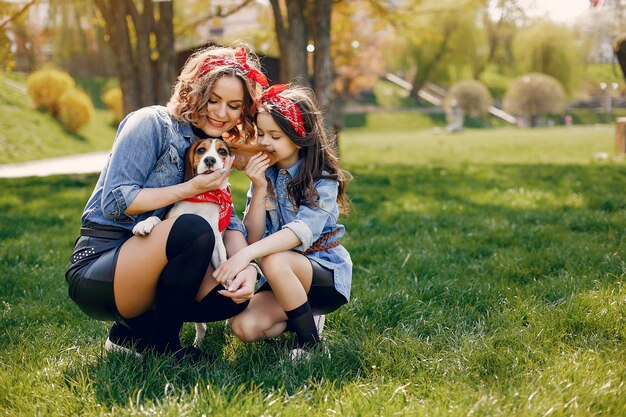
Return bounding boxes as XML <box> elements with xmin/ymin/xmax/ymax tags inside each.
<box><xmin>0</xmin><ymin>125</ymin><xmax>625</xmax><ymax>416</ymax></box>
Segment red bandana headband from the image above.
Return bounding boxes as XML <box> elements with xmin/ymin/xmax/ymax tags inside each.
<box><xmin>197</xmin><ymin>47</ymin><xmax>268</xmax><ymax>87</ymax></box>
<box><xmin>260</xmin><ymin>84</ymin><xmax>306</xmax><ymax>137</ymax></box>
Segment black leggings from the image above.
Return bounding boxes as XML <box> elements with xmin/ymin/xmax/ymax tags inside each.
<box><xmin>66</xmin><ymin>215</ymin><xmax>220</xmax><ymax>323</ymax></box>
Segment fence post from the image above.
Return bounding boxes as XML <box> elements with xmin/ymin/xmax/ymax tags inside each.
<box><xmin>616</xmin><ymin>117</ymin><xmax>626</xmax><ymax>155</ymax></box>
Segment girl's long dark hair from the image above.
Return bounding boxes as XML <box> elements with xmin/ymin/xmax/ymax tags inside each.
<box><xmin>258</xmin><ymin>85</ymin><xmax>351</xmax><ymax>214</ymax></box>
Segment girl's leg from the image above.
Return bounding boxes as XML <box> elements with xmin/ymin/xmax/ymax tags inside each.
<box><xmin>230</xmin><ymin>291</ymin><xmax>289</xmax><ymax>342</ymax></box>
<box><xmin>258</xmin><ymin>251</ymin><xmax>321</xmax><ymax>349</ymax></box>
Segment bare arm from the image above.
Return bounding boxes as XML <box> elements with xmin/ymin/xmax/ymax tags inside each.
<box><xmin>243</xmin><ymin>185</ymin><xmax>267</xmax><ymax>243</ymax></box>
<box><xmin>242</xmin><ymin>153</ymin><xmax>270</xmax><ymax>243</ymax></box>
<box><xmin>213</xmin><ymin>228</ymin><xmax>301</xmax><ymax>283</ymax></box>
<box><xmin>217</xmin><ymin>229</ymin><xmax>258</xmax><ymax>303</ymax></box>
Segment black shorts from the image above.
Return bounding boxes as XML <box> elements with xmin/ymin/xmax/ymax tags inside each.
<box><xmin>65</xmin><ymin>226</ymin><xmax>132</xmax><ymax>323</ymax></box>
<box><xmin>256</xmin><ymin>257</ymin><xmax>348</xmax><ymax>315</ymax></box>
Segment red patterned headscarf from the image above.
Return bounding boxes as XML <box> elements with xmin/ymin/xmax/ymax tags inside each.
<box><xmin>259</xmin><ymin>84</ymin><xmax>306</xmax><ymax>137</ymax></box>
<box><xmin>197</xmin><ymin>47</ymin><xmax>268</xmax><ymax>87</ymax></box>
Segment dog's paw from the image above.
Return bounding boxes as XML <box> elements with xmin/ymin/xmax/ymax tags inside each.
<box><xmin>132</xmin><ymin>216</ymin><xmax>160</xmax><ymax>236</ymax></box>
<box><xmin>194</xmin><ymin>323</ymin><xmax>207</xmax><ymax>347</ymax></box>
<box><xmin>211</xmin><ymin>239</ymin><xmax>228</xmax><ymax>269</ymax></box>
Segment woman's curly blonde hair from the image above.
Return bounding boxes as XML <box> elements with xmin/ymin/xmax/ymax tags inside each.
<box><xmin>167</xmin><ymin>45</ymin><xmax>264</xmax><ymax>141</ymax></box>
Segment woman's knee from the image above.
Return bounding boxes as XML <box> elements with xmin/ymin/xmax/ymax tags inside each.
<box><xmin>166</xmin><ymin>214</ymin><xmax>215</xmax><ymax>260</ymax></box>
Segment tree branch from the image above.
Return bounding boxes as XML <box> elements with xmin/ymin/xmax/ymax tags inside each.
<box><xmin>0</xmin><ymin>0</ymin><xmax>38</xmax><ymax>29</ymax></box>
<box><xmin>175</xmin><ymin>0</ymin><xmax>255</xmax><ymax>35</ymax></box>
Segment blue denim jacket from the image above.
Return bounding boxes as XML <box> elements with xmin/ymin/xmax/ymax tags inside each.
<box><xmin>245</xmin><ymin>159</ymin><xmax>352</xmax><ymax>301</ymax></box>
<box><xmin>81</xmin><ymin>105</ymin><xmax>245</xmax><ymax>234</ymax></box>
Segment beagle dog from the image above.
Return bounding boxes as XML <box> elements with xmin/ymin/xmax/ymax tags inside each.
<box><xmin>132</xmin><ymin>138</ymin><xmax>233</xmax><ymax>269</ymax></box>
<box><xmin>132</xmin><ymin>138</ymin><xmax>273</xmax><ymax>346</ymax></box>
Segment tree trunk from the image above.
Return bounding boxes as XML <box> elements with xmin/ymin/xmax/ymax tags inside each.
<box><xmin>156</xmin><ymin>1</ymin><xmax>175</xmax><ymax>104</ymax></box>
<box><xmin>311</xmin><ymin>0</ymin><xmax>334</xmax><ymax>135</ymax></box>
<box><xmin>410</xmin><ymin>27</ymin><xmax>453</xmax><ymax>99</ymax></box>
<box><xmin>125</xmin><ymin>0</ymin><xmax>155</xmax><ymax>106</ymax></box>
<box><xmin>95</xmin><ymin>0</ymin><xmax>141</xmax><ymax>114</ymax></box>
<box><xmin>95</xmin><ymin>0</ymin><xmax>176</xmax><ymax>116</ymax></box>
<box><xmin>285</xmin><ymin>0</ymin><xmax>308</xmax><ymax>84</ymax></box>
<box><xmin>269</xmin><ymin>0</ymin><xmax>288</xmax><ymax>82</ymax></box>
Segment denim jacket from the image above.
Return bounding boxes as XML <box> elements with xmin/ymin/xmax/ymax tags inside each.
<box><xmin>81</xmin><ymin>105</ymin><xmax>245</xmax><ymax>234</ymax></box>
<box><xmin>245</xmin><ymin>159</ymin><xmax>352</xmax><ymax>301</ymax></box>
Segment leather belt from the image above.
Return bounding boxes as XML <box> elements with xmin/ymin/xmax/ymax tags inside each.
<box><xmin>80</xmin><ymin>226</ymin><xmax>132</xmax><ymax>240</ymax></box>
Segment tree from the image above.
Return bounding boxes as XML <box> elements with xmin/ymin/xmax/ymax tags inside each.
<box><xmin>268</xmin><ymin>0</ymin><xmax>334</xmax><ymax>130</ymax></box>
<box><xmin>94</xmin><ymin>0</ymin><xmax>174</xmax><ymax>115</ymax></box>
<box><xmin>478</xmin><ymin>0</ymin><xmax>526</xmax><ymax>76</ymax></box>
<box><xmin>0</xmin><ymin>0</ymin><xmax>37</xmax><ymax>72</ymax></box>
<box><xmin>503</xmin><ymin>73</ymin><xmax>565</xmax><ymax>126</ymax></box>
<box><xmin>445</xmin><ymin>79</ymin><xmax>493</xmax><ymax>117</ymax></box>
<box><xmin>512</xmin><ymin>22</ymin><xmax>583</xmax><ymax>94</ymax></box>
<box><xmin>385</xmin><ymin>0</ymin><xmax>486</xmax><ymax>98</ymax></box>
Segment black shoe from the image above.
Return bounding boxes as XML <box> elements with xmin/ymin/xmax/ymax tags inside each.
<box><xmin>104</xmin><ymin>322</ymin><xmax>147</xmax><ymax>358</ymax></box>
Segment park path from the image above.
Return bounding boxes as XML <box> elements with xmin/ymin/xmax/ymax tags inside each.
<box><xmin>0</xmin><ymin>151</ymin><xmax>109</xmax><ymax>178</ymax></box>
<box><xmin>1</xmin><ymin>76</ymin><xmax>110</xmax><ymax>178</ymax></box>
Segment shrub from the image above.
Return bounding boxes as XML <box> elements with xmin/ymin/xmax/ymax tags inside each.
<box><xmin>26</xmin><ymin>67</ymin><xmax>75</xmax><ymax>115</ymax></box>
<box><xmin>445</xmin><ymin>80</ymin><xmax>493</xmax><ymax>117</ymax></box>
<box><xmin>57</xmin><ymin>88</ymin><xmax>94</xmax><ymax>133</ymax></box>
<box><xmin>101</xmin><ymin>87</ymin><xmax>124</xmax><ymax>125</ymax></box>
<box><xmin>503</xmin><ymin>73</ymin><xmax>566</xmax><ymax>127</ymax></box>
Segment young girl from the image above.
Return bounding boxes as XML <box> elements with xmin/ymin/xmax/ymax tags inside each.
<box><xmin>213</xmin><ymin>84</ymin><xmax>352</xmax><ymax>360</ymax></box>
<box><xmin>65</xmin><ymin>46</ymin><xmax>267</xmax><ymax>361</ymax></box>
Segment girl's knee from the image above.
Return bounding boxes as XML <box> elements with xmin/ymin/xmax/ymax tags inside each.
<box><xmin>259</xmin><ymin>252</ymin><xmax>291</xmax><ymax>278</ymax></box>
<box><xmin>230</xmin><ymin>313</ymin><xmax>262</xmax><ymax>343</ymax></box>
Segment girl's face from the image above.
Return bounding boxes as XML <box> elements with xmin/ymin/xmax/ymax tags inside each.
<box><xmin>256</xmin><ymin>112</ymin><xmax>300</xmax><ymax>169</ymax></box>
<box><xmin>202</xmin><ymin>76</ymin><xmax>245</xmax><ymax>137</ymax></box>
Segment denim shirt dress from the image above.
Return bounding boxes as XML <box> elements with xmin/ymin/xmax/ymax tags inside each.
<box><xmin>245</xmin><ymin>159</ymin><xmax>352</xmax><ymax>302</ymax></box>
<box><xmin>81</xmin><ymin>105</ymin><xmax>245</xmax><ymax>234</ymax></box>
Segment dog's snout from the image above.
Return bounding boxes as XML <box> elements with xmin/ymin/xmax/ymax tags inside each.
<box><xmin>204</xmin><ymin>156</ymin><xmax>217</xmax><ymax>167</ymax></box>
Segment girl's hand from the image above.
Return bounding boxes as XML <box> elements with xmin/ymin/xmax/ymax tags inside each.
<box><xmin>218</xmin><ymin>265</ymin><xmax>257</xmax><ymax>303</ymax></box>
<box><xmin>213</xmin><ymin>251</ymin><xmax>252</xmax><ymax>284</ymax></box>
<box><xmin>188</xmin><ymin>156</ymin><xmax>234</xmax><ymax>194</ymax></box>
<box><xmin>245</xmin><ymin>152</ymin><xmax>270</xmax><ymax>189</ymax></box>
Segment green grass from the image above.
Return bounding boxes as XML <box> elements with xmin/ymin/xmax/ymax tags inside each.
<box><xmin>0</xmin><ymin>78</ymin><xmax>118</xmax><ymax>164</ymax></box>
<box><xmin>1</xmin><ymin>126</ymin><xmax>625</xmax><ymax>416</ymax></box>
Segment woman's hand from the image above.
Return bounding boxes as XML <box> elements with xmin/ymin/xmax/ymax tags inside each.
<box><xmin>187</xmin><ymin>155</ymin><xmax>234</xmax><ymax>195</ymax></box>
<box><xmin>245</xmin><ymin>152</ymin><xmax>270</xmax><ymax>190</ymax></box>
<box><xmin>213</xmin><ymin>250</ymin><xmax>252</xmax><ymax>284</ymax></box>
<box><xmin>218</xmin><ymin>265</ymin><xmax>257</xmax><ymax>303</ymax></box>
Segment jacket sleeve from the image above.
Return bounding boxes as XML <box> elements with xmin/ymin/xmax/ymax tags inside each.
<box><xmin>100</xmin><ymin>108</ymin><xmax>165</xmax><ymax>222</ymax></box>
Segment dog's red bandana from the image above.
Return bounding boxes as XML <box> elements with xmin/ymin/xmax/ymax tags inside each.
<box><xmin>260</xmin><ymin>84</ymin><xmax>306</xmax><ymax>137</ymax></box>
<box><xmin>184</xmin><ymin>188</ymin><xmax>233</xmax><ymax>232</ymax></box>
<box><xmin>198</xmin><ymin>47</ymin><xmax>268</xmax><ymax>87</ymax></box>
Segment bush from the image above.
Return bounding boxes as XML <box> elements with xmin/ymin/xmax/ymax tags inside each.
<box><xmin>57</xmin><ymin>88</ymin><xmax>94</xmax><ymax>133</ymax></box>
<box><xmin>503</xmin><ymin>73</ymin><xmax>566</xmax><ymax>127</ymax></box>
<box><xmin>26</xmin><ymin>67</ymin><xmax>75</xmax><ymax>115</ymax></box>
<box><xmin>101</xmin><ymin>87</ymin><xmax>124</xmax><ymax>125</ymax></box>
<box><xmin>445</xmin><ymin>80</ymin><xmax>493</xmax><ymax>117</ymax></box>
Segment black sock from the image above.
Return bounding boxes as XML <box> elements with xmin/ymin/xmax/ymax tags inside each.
<box><xmin>183</xmin><ymin>285</ymin><xmax>249</xmax><ymax>323</ymax></box>
<box><xmin>286</xmin><ymin>301</ymin><xmax>319</xmax><ymax>349</ymax></box>
<box><xmin>153</xmin><ymin>214</ymin><xmax>216</xmax><ymax>353</ymax></box>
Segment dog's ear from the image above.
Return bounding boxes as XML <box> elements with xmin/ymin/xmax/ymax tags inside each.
<box><xmin>184</xmin><ymin>141</ymin><xmax>199</xmax><ymax>182</ymax></box>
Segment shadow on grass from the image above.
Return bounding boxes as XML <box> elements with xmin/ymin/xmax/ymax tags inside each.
<box><xmin>1</xmin><ymin>162</ymin><xmax>624</xmax><ymax>408</ymax></box>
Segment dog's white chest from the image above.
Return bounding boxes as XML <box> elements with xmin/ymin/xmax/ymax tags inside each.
<box><xmin>167</xmin><ymin>200</ymin><xmax>221</xmax><ymax>220</ymax></box>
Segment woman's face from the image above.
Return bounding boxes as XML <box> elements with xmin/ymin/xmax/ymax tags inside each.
<box><xmin>202</xmin><ymin>75</ymin><xmax>245</xmax><ymax>137</ymax></box>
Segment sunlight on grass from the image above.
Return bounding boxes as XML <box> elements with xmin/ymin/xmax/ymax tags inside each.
<box><xmin>0</xmin><ymin>126</ymin><xmax>625</xmax><ymax>416</ymax></box>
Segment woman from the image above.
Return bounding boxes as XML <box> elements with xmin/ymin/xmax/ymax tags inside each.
<box><xmin>65</xmin><ymin>46</ymin><xmax>268</xmax><ymax>361</ymax></box>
